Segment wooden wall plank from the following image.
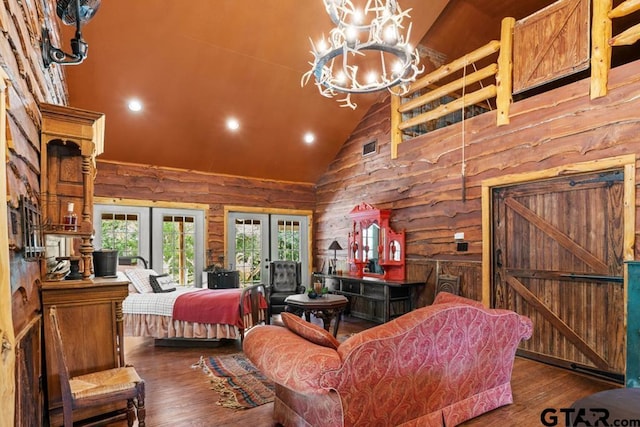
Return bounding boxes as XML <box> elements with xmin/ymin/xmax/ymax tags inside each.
<box><xmin>94</xmin><ymin>161</ymin><xmax>315</xmax><ymax>266</ymax></box>
<box><xmin>316</xmin><ymin>60</ymin><xmax>640</xmax><ymax>303</ymax></box>
<box><xmin>1</xmin><ymin>0</ymin><xmax>69</xmax><ymax>422</ymax></box>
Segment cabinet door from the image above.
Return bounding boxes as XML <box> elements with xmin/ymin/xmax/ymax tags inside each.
<box><xmin>15</xmin><ymin>319</ymin><xmax>43</xmax><ymax>427</ymax></box>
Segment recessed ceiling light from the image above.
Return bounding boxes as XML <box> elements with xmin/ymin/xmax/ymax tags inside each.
<box><xmin>128</xmin><ymin>99</ymin><xmax>143</xmax><ymax>112</ymax></box>
<box><xmin>304</xmin><ymin>132</ymin><xmax>315</xmax><ymax>144</ymax></box>
<box><xmin>227</xmin><ymin>118</ymin><xmax>240</xmax><ymax>131</ymax></box>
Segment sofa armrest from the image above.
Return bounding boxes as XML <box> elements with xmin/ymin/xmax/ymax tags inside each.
<box><xmin>243</xmin><ymin>325</ymin><xmax>342</xmax><ymax>394</ymax></box>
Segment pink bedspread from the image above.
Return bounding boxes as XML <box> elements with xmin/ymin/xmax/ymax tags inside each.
<box><xmin>172</xmin><ymin>289</ymin><xmax>246</xmax><ymax>327</ymax></box>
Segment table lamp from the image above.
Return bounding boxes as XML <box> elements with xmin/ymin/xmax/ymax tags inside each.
<box><xmin>328</xmin><ymin>240</ymin><xmax>343</xmax><ymax>274</ymax></box>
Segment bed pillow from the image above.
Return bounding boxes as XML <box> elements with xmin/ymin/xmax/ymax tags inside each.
<box><xmin>281</xmin><ymin>312</ymin><xmax>340</xmax><ymax>349</ymax></box>
<box><xmin>124</xmin><ymin>268</ymin><xmax>159</xmax><ymax>294</ymax></box>
<box><xmin>150</xmin><ymin>274</ymin><xmax>177</xmax><ymax>293</ymax></box>
<box><xmin>128</xmin><ymin>282</ymin><xmax>139</xmax><ymax>294</ymax></box>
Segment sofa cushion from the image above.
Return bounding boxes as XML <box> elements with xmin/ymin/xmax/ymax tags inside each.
<box><xmin>270</xmin><ymin>292</ymin><xmax>293</xmax><ymax>306</ymax></box>
<box><xmin>281</xmin><ymin>312</ymin><xmax>340</xmax><ymax>349</ymax></box>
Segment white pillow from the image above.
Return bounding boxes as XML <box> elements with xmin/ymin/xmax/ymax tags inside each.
<box><xmin>124</xmin><ymin>268</ymin><xmax>159</xmax><ymax>294</ymax></box>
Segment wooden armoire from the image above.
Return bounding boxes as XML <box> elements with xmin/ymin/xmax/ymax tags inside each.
<box><xmin>39</xmin><ymin>103</ymin><xmax>131</xmax><ymax>426</ymax></box>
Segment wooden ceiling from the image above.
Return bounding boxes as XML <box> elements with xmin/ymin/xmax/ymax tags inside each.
<box><xmin>61</xmin><ymin>0</ymin><xmax>557</xmax><ymax>183</ymax></box>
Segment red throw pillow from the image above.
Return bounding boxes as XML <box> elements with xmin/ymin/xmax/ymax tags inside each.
<box><xmin>281</xmin><ymin>312</ymin><xmax>340</xmax><ymax>349</ymax></box>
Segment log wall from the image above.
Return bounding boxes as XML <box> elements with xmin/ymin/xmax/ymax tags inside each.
<box><xmin>93</xmin><ymin>161</ymin><xmax>316</xmax><ymax>262</ymax></box>
<box><xmin>1</xmin><ymin>0</ymin><xmax>68</xmax><ymax>424</ymax></box>
<box><xmin>315</xmin><ymin>59</ymin><xmax>640</xmax><ymax>305</ymax></box>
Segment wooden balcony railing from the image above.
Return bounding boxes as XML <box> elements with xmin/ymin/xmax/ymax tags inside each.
<box><xmin>391</xmin><ymin>18</ymin><xmax>514</xmax><ymax>159</ymax></box>
<box><xmin>392</xmin><ymin>0</ymin><xmax>640</xmax><ymax>159</ymax></box>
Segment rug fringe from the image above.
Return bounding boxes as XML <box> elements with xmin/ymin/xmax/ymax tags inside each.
<box><xmin>209</xmin><ymin>377</ymin><xmax>247</xmax><ymax>409</ymax></box>
<box><xmin>193</xmin><ymin>355</ymin><xmax>248</xmax><ymax>410</ymax></box>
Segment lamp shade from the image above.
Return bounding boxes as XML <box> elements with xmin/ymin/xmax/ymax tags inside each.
<box><xmin>328</xmin><ymin>240</ymin><xmax>343</xmax><ymax>251</ymax></box>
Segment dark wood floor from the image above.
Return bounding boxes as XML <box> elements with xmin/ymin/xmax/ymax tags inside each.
<box><xmin>106</xmin><ymin>315</ymin><xmax>618</xmax><ymax>427</ymax></box>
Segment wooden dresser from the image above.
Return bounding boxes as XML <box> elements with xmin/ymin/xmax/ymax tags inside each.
<box><xmin>41</xmin><ymin>276</ymin><xmax>129</xmax><ymax>426</ymax></box>
<box><xmin>315</xmin><ymin>274</ymin><xmax>424</xmax><ymax>323</ymax></box>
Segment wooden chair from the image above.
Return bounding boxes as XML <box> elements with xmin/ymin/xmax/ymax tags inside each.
<box><xmin>435</xmin><ymin>274</ymin><xmax>461</xmax><ymax>296</ymax></box>
<box><xmin>48</xmin><ymin>306</ymin><xmax>146</xmax><ymax>426</ymax></box>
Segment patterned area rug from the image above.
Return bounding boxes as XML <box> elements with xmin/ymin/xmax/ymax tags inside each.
<box><xmin>193</xmin><ymin>353</ymin><xmax>274</xmax><ymax>409</ymax></box>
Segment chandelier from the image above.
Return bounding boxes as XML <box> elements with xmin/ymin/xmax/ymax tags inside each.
<box><xmin>302</xmin><ymin>0</ymin><xmax>424</xmax><ymax>109</ymax></box>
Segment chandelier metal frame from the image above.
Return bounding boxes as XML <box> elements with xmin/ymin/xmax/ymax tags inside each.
<box><xmin>302</xmin><ymin>0</ymin><xmax>424</xmax><ymax>109</ymax></box>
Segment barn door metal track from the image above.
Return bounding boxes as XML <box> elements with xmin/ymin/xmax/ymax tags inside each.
<box><xmin>569</xmin><ymin>170</ymin><xmax>623</xmax><ymax>186</ymax></box>
<box><xmin>561</xmin><ymin>273</ymin><xmax>623</xmax><ymax>283</ymax></box>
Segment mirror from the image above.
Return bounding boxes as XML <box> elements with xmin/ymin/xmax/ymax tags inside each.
<box><xmin>363</xmin><ymin>223</ymin><xmax>384</xmax><ymax>275</ymax></box>
<box><xmin>347</xmin><ymin>203</ymin><xmax>405</xmax><ymax>280</ymax></box>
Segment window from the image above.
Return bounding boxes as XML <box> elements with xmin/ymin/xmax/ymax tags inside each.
<box><xmin>94</xmin><ymin>204</ymin><xmax>205</xmax><ymax>286</ymax></box>
<box><xmin>233</xmin><ymin>217</ymin><xmax>265</xmax><ymax>286</ymax></box>
<box><xmin>160</xmin><ymin>214</ymin><xmax>197</xmax><ymax>286</ymax></box>
<box><xmin>226</xmin><ymin>210</ymin><xmax>310</xmax><ymax>288</ymax></box>
<box><xmin>99</xmin><ymin>212</ymin><xmax>140</xmax><ymax>257</ymax></box>
<box><xmin>275</xmin><ymin>218</ymin><xmax>301</xmax><ymax>261</ymax></box>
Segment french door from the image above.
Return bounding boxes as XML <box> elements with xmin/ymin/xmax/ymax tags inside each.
<box><xmin>226</xmin><ymin>211</ymin><xmax>310</xmax><ymax>288</ymax></box>
<box><xmin>94</xmin><ymin>204</ymin><xmax>205</xmax><ymax>286</ymax></box>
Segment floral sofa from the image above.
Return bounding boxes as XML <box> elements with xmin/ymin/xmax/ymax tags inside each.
<box><xmin>243</xmin><ymin>292</ymin><xmax>533</xmax><ymax>427</ymax></box>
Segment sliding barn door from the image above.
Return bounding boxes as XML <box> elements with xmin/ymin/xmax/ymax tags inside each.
<box><xmin>492</xmin><ymin>170</ymin><xmax>625</xmax><ymax>380</ymax></box>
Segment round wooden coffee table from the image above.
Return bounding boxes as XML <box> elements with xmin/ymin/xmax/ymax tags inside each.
<box><xmin>284</xmin><ymin>293</ymin><xmax>349</xmax><ymax>337</ymax></box>
<box><xmin>570</xmin><ymin>388</ymin><xmax>640</xmax><ymax>425</ymax></box>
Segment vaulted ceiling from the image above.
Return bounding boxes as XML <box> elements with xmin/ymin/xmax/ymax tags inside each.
<box><xmin>61</xmin><ymin>0</ymin><xmax>558</xmax><ymax>183</ymax></box>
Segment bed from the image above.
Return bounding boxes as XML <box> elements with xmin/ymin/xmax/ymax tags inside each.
<box><xmin>121</xmin><ymin>268</ymin><xmax>268</xmax><ymax>342</ymax></box>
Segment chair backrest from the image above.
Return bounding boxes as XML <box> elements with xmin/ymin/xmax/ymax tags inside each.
<box><xmin>48</xmin><ymin>306</ymin><xmax>75</xmax><ymax>424</ymax></box>
<box><xmin>435</xmin><ymin>274</ymin><xmax>460</xmax><ymax>296</ymax></box>
<box><xmin>269</xmin><ymin>261</ymin><xmax>300</xmax><ymax>292</ymax></box>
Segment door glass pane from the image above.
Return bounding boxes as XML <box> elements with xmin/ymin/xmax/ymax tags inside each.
<box><xmin>276</xmin><ymin>219</ymin><xmax>301</xmax><ymax>261</ymax></box>
<box><xmin>162</xmin><ymin>215</ymin><xmax>196</xmax><ymax>286</ymax></box>
<box><xmin>99</xmin><ymin>213</ymin><xmax>139</xmax><ymax>257</ymax></box>
<box><xmin>234</xmin><ymin>218</ymin><xmax>263</xmax><ymax>286</ymax></box>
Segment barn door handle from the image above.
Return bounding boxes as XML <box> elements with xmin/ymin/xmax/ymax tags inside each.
<box><xmin>495</xmin><ymin>249</ymin><xmax>503</xmax><ymax>268</ymax></box>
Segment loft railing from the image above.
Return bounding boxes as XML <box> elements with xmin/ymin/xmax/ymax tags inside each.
<box><xmin>391</xmin><ymin>0</ymin><xmax>640</xmax><ymax>159</ymax></box>
<box><xmin>592</xmin><ymin>0</ymin><xmax>640</xmax><ymax>97</ymax></box>
<box><xmin>390</xmin><ymin>18</ymin><xmax>514</xmax><ymax>159</ymax></box>
<box><xmin>610</xmin><ymin>0</ymin><xmax>640</xmax><ymax>45</ymax></box>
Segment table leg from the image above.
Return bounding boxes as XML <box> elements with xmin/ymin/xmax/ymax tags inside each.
<box><xmin>313</xmin><ymin>309</ymin><xmax>343</xmax><ymax>337</ymax></box>
<box><xmin>332</xmin><ymin>310</ymin><xmax>342</xmax><ymax>337</ymax></box>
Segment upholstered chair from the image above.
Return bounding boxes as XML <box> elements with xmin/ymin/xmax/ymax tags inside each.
<box><xmin>267</xmin><ymin>261</ymin><xmax>304</xmax><ymax>317</ymax></box>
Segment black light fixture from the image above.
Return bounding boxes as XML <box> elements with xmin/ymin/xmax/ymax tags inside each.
<box><xmin>328</xmin><ymin>240</ymin><xmax>343</xmax><ymax>274</ymax></box>
<box><xmin>42</xmin><ymin>0</ymin><xmax>101</xmax><ymax>67</ymax></box>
